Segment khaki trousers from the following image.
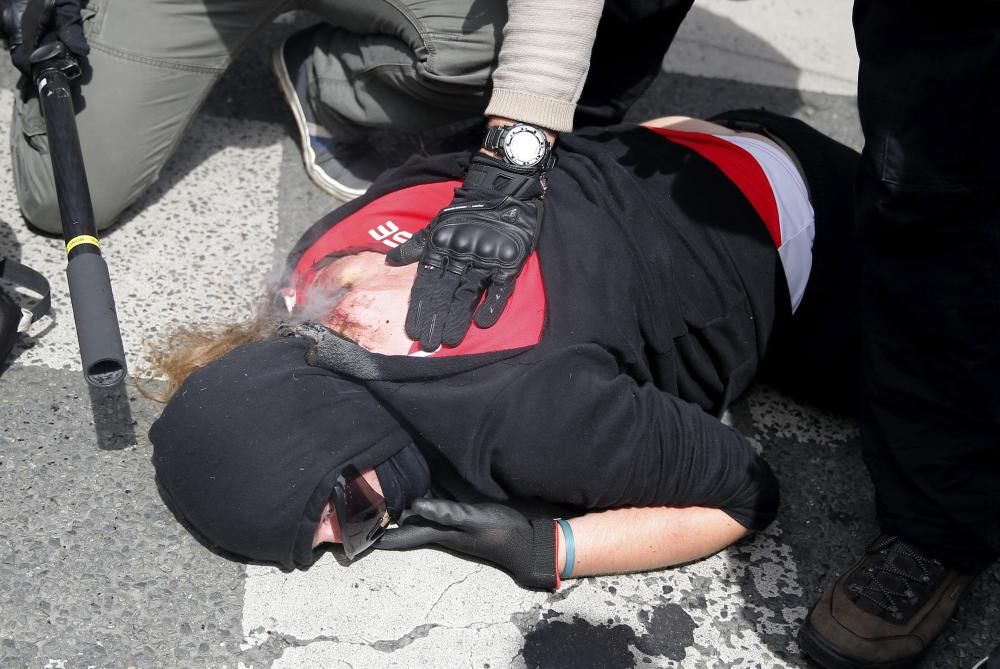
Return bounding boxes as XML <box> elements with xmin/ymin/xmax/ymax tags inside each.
<box><xmin>11</xmin><ymin>0</ymin><xmax>506</xmax><ymax>233</ymax></box>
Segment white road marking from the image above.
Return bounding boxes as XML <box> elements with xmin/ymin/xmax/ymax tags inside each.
<box><xmin>240</xmin><ymin>525</ymin><xmax>808</xmax><ymax>667</ymax></box>
<box><xmin>242</xmin><ymin>551</ymin><xmax>542</xmax><ymax>666</ymax></box>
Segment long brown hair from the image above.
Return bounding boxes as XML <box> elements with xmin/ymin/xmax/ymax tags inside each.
<box><xmin>144</xmin><ymin>285</ymin><xmax>364</xmax><ymax>403</ymax></box>
<box><xmin>142</xmin><ymin>296</ymin><xmax>283</xmax><ymax>402</ymax></box>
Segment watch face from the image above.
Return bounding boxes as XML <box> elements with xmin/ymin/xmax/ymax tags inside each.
<box><xmin>502</xmin><ymin>125</ymin><xmax>547</xmax><ymax>167</ymax></box>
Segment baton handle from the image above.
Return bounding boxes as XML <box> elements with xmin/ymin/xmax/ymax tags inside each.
<box><xmin>34</xmin><ymin>47</ymin><xmax>127</xmax><ymax>387</ymax></box>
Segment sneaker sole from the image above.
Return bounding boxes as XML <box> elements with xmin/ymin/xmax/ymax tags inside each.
<box><xmin>271</xmin><ymin>44</ymin><xmax>368</xmax><ymax>202</ymax></box>
<box><xmin>798</xmin><ymin>621</ymin><xmax>926</xmax><ymax>669</ymax></box>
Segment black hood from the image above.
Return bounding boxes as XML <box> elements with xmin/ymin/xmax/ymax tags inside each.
<box><xmin>150</xmin><ymin>337</ymin><xmax>422</xmax><ymax>569</ymax></box>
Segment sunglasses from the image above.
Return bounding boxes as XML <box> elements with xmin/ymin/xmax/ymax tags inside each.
<box><xmin>332</xmin><ymin>465</ymin><xmax>391</xmax><ymax>560</ymax></box>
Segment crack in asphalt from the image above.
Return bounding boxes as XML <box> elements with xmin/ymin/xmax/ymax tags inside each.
<box><xmin>421</xmin><ymin>565</ymin><xmax>485</xmax><ymax>622</ymax></box>
<box><xmin>258</xmin><ymin>619</ymin><xmax>524</xmax><ymax>658</ymax></box>
<box><xmin>243</xmin><ymin>572</ymin><xmax>536</xmax><ymax>661</ymax></box>
<box><xmin>370</xmin><ymin>622</ymin><xmax>443</xmax><ymax>652</ymax></box>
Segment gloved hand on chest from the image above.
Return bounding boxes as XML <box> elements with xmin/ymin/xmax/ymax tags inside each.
<box><xmin>387</xmin><ymin>152</ymin><xmax>547</xmax><ymax>352</ymax></box>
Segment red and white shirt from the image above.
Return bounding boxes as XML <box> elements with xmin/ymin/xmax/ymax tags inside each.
<box><xmin>643</xmin><ymin>127</ymin><xmax>815</xmax><ymax>312</ymax></box>
<box><xmin>287</xmin><ymin>127</ymin><xmax>815</xmax><ymax>359</ymax></box>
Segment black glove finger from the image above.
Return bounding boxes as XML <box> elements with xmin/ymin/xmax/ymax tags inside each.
<box><xmin>473</xmin><ymin>276</ymin><xmax>516</xmax><ymax>329</ymax></box>
<box><xmin>409</xmin><ymin>497</ymin><xmax>506</xmax><ymax>531</ymax></box>
<box><xmin>10</xmin><ymin>0</ymin><xmax>47</xmax><ymax>74</ymax></box>
<box><xmin>396</xmin><ymin>507</ymin><xmax>420</xmax><ymax>526</ymax></box>
<box><xmin>402</xmin><ymin>254</ymin><xmax>442</xmax><ymax>339</ymax></box>
<box><xmin>54</xmin><ymin>22</ymin><xmax>86</xmax><ymax>56</ymax></box>
<box><xmin>53</xmin><ymin>0</ymin><xmax>86</xmax><ymax>53</ymax></box>
<box><xmin>407</xmin><ymin>262</ymin><xmax>463</xmax><ymax>352</ymax></box>
<box><xmin>440</xmin><ymin>266</ymin><xmax>492</xmax><ymax>347</ymax></box>
<box><xmin>10</xmin><ymin>44</ymin><xmax>31</xmax><ymax>77</ymax></box>
<box><xmin>9</xmin><ymin>40</ymin><xmax>28</xmax><ymax>74</ymax></box>
<box><xmin>1</xmin><ymin>0</ymin><xmax>30</xmax><ymax>50</ymax></box>
<box><xmin>376</xmin><ymin>524</ymin><xmax>455</xmax><ymax>551</ymax></box>
<box><xmin>408</xmin><ymin>497</ymin><xmax>473</xmax><ymax>526</ymax></box>
<box><xmin>57</xmin><ymin>15</ymin><xmax>90</xmax><ymax>58</ymax></box>
<box><xmin>386</xmin><ymin>229</ymin><xmax>426</xmax><ymax>266</ymax></box>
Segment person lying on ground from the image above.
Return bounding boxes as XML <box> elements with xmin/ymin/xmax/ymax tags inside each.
<box><xmin>148</xmin><ymin>108</ymin><xmax>862</xmax><ymax>589</ymax></box>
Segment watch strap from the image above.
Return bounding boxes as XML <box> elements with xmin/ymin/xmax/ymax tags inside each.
<box><xmin>481</xmin><ymin>124</ymin><xmax>556</xmax><ymax>171</ymax></box>
<box><xmin>482</xmin><ymin>125</ymin><xmax>507</xmax><ymax>155</ymax></box>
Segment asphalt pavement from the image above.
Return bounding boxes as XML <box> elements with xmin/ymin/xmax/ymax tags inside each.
<box><xmin>0</xmin><ymin>2</ymin><xmax>996</xmax><ymax>668</ymax></box>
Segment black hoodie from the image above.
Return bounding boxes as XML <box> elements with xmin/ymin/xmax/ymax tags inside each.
<box><xmin>284</xmin><ymin>113</ymin><xmax>860</xmax><ymax>532</ymax></box>
<box><xmin>150</xmin><ymin>337</ymin><xmax>426</xmax><ymax>569</ymax></box>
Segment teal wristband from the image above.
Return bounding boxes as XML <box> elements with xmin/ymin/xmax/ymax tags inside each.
<box><xmin>556</xmin><ymin>518</ymin><xmax>575</xmax><ymax>579</ymax></box>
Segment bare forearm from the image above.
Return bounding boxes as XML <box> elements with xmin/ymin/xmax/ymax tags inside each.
<box><xmin>557</xmin><ymin>506</ymin><xmax>750</xmax><ymax>579</ymax></box>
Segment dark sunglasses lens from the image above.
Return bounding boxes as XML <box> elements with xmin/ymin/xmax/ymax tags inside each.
<box><xmin>334</xmin><ymin>467</ymin><xmax>388</xmax><ymax>559</ymax></box>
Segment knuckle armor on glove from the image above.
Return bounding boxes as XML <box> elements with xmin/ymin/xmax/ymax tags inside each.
<box><xmin>428</xmin><ymin>197</ymin><xmax>534</xmax><ymax>272</ymax></box>
<box><xmin>399</xmin><ymin>153</ymin><xmax>547</xmax><ymax>351</ymax></box>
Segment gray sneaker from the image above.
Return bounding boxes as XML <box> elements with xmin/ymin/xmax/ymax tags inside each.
<box><xmin>272</xmin><ymin>26</ymin><xmax>382</xmax><ymax>201</ymax></box>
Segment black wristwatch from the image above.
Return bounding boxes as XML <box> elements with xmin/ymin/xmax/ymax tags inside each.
<box><xmin>482</xmin><ymin>123</ymin><xmax>556</xmax><ymax>171</ymax></box>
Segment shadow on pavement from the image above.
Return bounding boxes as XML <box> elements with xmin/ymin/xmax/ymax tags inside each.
<box><xmin>88</xmin><ymin>381</ymin><xmax>137</xmax><ymax>451</ymax></box>
<box><xmin>625</xmin><ymin>5</ymin><xmax>805</xmax><ymax>123</ymax></box>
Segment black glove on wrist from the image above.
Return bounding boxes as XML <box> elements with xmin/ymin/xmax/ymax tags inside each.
<box><xmin>376</xmin><ymin>497</ymin><xmax>558</xmax><ymax>590</ymax></box>
<box><xmin>386</xmin><ymin>152</ymin><xmax>546</xmax><ymax>352</ymax></box>
<box><xmin>1</xmin><ymin>0</ymin><xmax>89</xmax><ymax>76</ymax></box>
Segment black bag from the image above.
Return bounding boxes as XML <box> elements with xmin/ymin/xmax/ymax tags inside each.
<box><xmin>0</xmin><ymin>257</ymin><xmax>51</xmax><ymax>370</ymax></box>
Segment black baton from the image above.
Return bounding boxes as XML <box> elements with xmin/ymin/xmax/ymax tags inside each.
<box><xmin>32</xmin><ymin>42</ymin><xmax>126</xmax><ymax>387</ymax></box>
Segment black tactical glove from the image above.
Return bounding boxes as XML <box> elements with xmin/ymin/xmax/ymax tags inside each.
<box><xmin>386</xmin><ymin>153</ymin><xmax>546</xmax><ymax>352</ymax></box>
<box><xmin>376</xmin><ymin>497</ymin><xmax>558</xmax><ymax>590</ymax></box>
<box><xmin>1</xmin><ymin>0</ymin><xmax>88</xmax><ymax>75</ymax></box>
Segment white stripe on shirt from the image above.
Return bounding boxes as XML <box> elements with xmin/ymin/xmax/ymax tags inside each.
<box><xmin>715</xmin><ymin>135</ymin><xmax>815</xmax><ymax>313</ymax></box>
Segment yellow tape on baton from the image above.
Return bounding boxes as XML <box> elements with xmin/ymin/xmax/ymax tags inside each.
<box><xmin>65</xmin><ymin>235</ymin><xmax>100</xmax><ymax>254</ymax></box>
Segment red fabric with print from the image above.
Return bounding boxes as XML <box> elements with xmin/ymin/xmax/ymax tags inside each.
<box><xmin>290</xmin><ymin>181</ymin><xmax>547</xmax><ymax>357</ymax></box>
<box><xmin>291</xmin><ymin>128</ymin><xmax>778</xmax><ymax>357</ymax></box>
<box><xmin>642</xmin><ymin>127</ymin><xmax>782</xmax><ymax>247</ymax></box>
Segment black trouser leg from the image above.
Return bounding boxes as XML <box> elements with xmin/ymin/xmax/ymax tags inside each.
<box><xmin>854</xmin><ymin>0</ymin><xmax>1000</xmax><ymax>574</ymax></box>
<box><xmin>574</xmin><ymin>0</ymin><xmax>695</xmax><ymax>127</ymax></box>
<box><xmin>708</xmin><ymin>109</ymin><xmax>864</xmax><ymax>412</ymax></box>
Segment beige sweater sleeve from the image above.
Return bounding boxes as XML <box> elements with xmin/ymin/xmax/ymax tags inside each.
<box><xmin>485</xmin><ymin>0</ymin><xmax>605</xmax><ymax>133</ymax></box>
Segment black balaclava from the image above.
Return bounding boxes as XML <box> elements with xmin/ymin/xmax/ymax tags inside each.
<box><xmin>375</xmin><ymin>442</ymin><xmax>430</xmax><ymax>519</ymax></box>
<box><xmin>149</xmin><ymin>337</ymin><xmax>429</xmax><ymax>569</ymax></box>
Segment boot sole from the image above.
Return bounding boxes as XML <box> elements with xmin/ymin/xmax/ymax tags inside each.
<box><xmin>271</xmin><ymin>44</ymin><xmax>368</xmax><ymax>202</ymax></box>
<box><xmin>798</xmin><ymin>621</ymin><xmax>926</xmax><ymax>669</ymax></box>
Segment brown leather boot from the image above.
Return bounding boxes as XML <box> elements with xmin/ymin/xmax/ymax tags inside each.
<box><xmin>798</xmin><ymin>534</ymin><xmax>974</xmax><ymax>669</ymax></box>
